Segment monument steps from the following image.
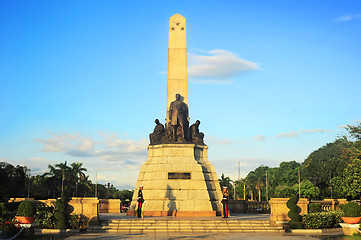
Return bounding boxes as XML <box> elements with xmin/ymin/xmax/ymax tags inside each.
<box><xmin>88</xmin><ymin>219</ymin><xmax>284</xmax><ymax>233</ymax></box>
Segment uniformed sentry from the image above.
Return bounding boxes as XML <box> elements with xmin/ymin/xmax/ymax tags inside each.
<box><xmin>221</xmin><ymin>187</ymin><xmax>229</xmax><ymax>218</ymax></box>
<box><xmin>137</xmin><ymin>186</ymin><xmax>144</xmax><ymax>218</ymax></box>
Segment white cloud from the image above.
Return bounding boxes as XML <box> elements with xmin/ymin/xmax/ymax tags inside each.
<box><xmin>254</xmin><ymin>135</ymin><xmax>266</xmax><ymax>141</ymax></box>
<box><xmin>276</xmin><ymin>128</ymin><xmax>333</xmax><ymax>138</ymax></box>
<box><xmin>188</xmin><ymin>49</ymin><xmax>261</xmax><ymax>83</ymax></box>
<box><xmin>299</xmin><ymin>129</ymin><xmax>333</xmax><ymax>134</ymax></box>
<box><xmin>35</xmin><ymin>132</ymin><xmax>94</xmax><ymax>153</ymax></box>
<box><xmin>206</xmin><ymin>136</ymin><xmax>231</xmax><ymax>145</ymax></box>
<box><xmin>276</xmin><ymin>131</ymin><xmax>299</xmax><ymax>139</ymax></box>
<box><xmin>35</xmin><ymin>131</ymin><xmax>148</xmax><ymax>168</ymax></box>
<box><xmin>336</xmin><ymin>14</ymin><xmax>361</xmax><ymax>22</ymax></box>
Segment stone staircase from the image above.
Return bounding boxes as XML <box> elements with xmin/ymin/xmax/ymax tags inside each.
<box><xmin>88</xmin><ymin>219</ymin><xmax>284</xmax><ymax>233</ymax></box>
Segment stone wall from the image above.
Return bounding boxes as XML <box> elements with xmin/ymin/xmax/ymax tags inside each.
<box><xmin>98</xmin><ymin>199</ymin><xmax>121</xmax><ymax>213</ymax></box>
<box><xmin>38</xmin><ymin>197</ymin><xmax>99</xmax><ymax>222</ymax></box>
<box><xmin>269</xmin><ymin>198</ymin><xmax>309</xmax><ymax>223</ymax></box>
<box><xmin>68</xmin><ymin>197</ymin><xmax>99</xmax><ymax>221</ymax></box>
<box><xmin>8</xmin><ymin>198</ymin><xmax>35</xmax><ymax>202</ymax></box>
<box><xmin>228</xmin><ymin>200</ymin><xmax>247</xmax><ymax>213</ymax></box>
<box><xmin>227</xmin><ymin>200</ymin><xmax>270</xmax><ymax>213</ymax></box>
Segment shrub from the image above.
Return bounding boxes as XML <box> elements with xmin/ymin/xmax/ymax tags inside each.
<box><xmin>17</xmin><ymin>201</ymin><xmax>36</xmax><ymax>217</ymax></box>
<box><xmin>54</xmin><ymin>193</ymin><xmax>70</xmax><ymax>229</ymax></box>
<box><xmin>309</xmin><ymin>203</ymin><xmax>322</xmax><ymax>213</ymax></box>
<box><xmin>0</xmin><ymin>221</ymin><xmax>20</xmax><ymax>238</ymax></box>
<box><xmin>301</xmin><ymin>210</ymin><xmax>343</xmax><ymax>229</ymax></box>
<box><xmin>287</xmin><ymin>195</ymin><xmax>303</xmax><ymax>229</ymax></box>
<box><xmin>69</xmin><ymin>214</ymin><xmax>79</xmax><ymax>229</ymax></box>
<box><xmin>340</xmin><ymin>202</ymin><xmax>361</xmax><ymax>217</ymax></box>
<box><xmin>0</xmin><ymin>202</ymin><xmax>20</xmax><ymax>221</ymax></box>
<box><xmin>35</xmin><ymin>206</ymin><xmax>56</xmax><ymax>229</ymax></box>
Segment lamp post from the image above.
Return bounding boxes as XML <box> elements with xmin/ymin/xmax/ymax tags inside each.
<box><xmin>27</xmin><ymin>169</ymin><xmax>31</xmax><ymax>198</ymax></box>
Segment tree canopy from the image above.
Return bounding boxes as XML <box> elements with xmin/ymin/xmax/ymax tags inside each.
<box><xmin>0</xmin><ymin>161</ymin><xmax>133</xmax><ymax>202</ymax></box>
<box><xmin>222</xmin><ymin>122</ymin><xmax>361</xmax><ymax>201</ymax></box>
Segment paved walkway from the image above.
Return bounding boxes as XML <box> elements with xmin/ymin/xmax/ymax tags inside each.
<box><xmin>79</xmin><ymin>213</ymin><xmax>346</xmax><ymax>239</ymax></box>
<box><xmin>65</xmin><ymin>232</ymin><xmax>346</xmax><ymax>240</ymax></box>
<box><xmin>99</xmin><ymin>213</ymin><xmax>270</xmax><ymax>221</ymax></box>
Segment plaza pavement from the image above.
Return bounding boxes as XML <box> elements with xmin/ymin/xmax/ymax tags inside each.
<box><xmin>64</xmin><ymin>232</ymin><xmax>345</xmax><ymax>240</ymax></box>
<box><xmin>98</xmin><ymin>213</ymin><xmax>271</xmax><ymax>221</ymax></box>
<box><xmin>68</xmin><ymin>213</ymin><xmax>345</xmax><ymax>239</ymax></box>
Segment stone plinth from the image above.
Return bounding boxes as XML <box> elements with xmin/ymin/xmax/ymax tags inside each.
<box><xmin>39</xmin><ymin>197</ymin><xmax>99</xmax><ymax>222</ymax></box>
<box><xmin>127</xmin><ymin>144</ymin><xmax>222</xmax><ymax>216</ymax></box>
<box><xmin>68</xmin><ymin>197</ymin><xmax>99</xmax><ymax>221</ymax></box>
<box><xmin>99</xmin><ymin>199</ymin><xmax>121</xmax><ymax>213</ymax></box>
<box><xmin>269</xmin><ymin>198</ymin><xmax>309</xmax><ymax>223</ymax></box>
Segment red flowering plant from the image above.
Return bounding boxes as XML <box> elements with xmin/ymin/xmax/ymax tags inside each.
<box><xmin>0</xmin><ymin>219</ymin><xmax>20</xmax><ymax>238</ymax></box>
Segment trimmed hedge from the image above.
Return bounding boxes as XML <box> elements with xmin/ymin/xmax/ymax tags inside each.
<box><xmin>54</xmin><ymin>193</ymin><xmax>69</xmax><ymax>229</ymax></box>
<box><xmin>287</xmin><ymin>195</ymin><xmax>303</xmax><ymax>229</ymax></box>
<box><xmin>339</xmin><ymin>202</ymin><xmax>361</xmax><ymax>217</ymax></box>
<box><xmin>17</xmin><ymin>201</ymin><xmax>36</xmax><ymax>217</ymax></box>
<box><xmin>308</xmin><ymin>203</ymin><xmax>322</xmax><ymax>213</ymax></box>
<box><xmin>301</xmin><ymin>211</ymin><xmax>343</xmax><ymax>229</ymax></box>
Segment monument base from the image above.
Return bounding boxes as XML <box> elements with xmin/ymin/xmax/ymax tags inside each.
<box><xmin>127</xmin><ymin>144</ymin><xmax>222</xmax><ymax>217</ymax></box>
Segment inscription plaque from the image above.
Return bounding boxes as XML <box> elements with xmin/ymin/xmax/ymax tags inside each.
<box><xmin>168</xmin><ymin>172</ymin><xmax>191</xmax><ymax>180</ymax></box>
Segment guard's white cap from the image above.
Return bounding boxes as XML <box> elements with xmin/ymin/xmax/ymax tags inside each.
<box><xmin>139</xmin><ymin>185</ymin><xmax>143</xmax><ymax>188</ymax></box>
<box><xmin>223</xmin><ymin>186</ymin><xmax>227</xmax><ymax>189</ymax></box>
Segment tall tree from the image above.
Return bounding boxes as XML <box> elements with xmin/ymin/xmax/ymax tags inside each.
<box><xmin>71</xmin><ymin>162</ymin><xmax>87</xmax><ymax>196</ymax></box>
<box><xmin>272</xmin><ymin>161</ymin><xmax>301</xmax><ymax>187</ymax></box>
<box><xmin>218</xmin><ymin>174</ymin><xmax>233</xmax><ymax>198</ymax></box>
<box><xmin>55</xmin><ymin>161</ymin><xmax>71</xmax><ymax>194</ymax></box>
<box><xmin>301</xmin><ymin>139</ymin><xmax>349</xmax><ymax>197</ymax></box>
<box><xmin>0</xmin><ymin>162</ymin><xmax>26</xmax><ymax>200</ymax></box>
<box><xmin>44</xmin><ymin>164</ymin><xmax>62</xmax><ymax>198</ymax></box>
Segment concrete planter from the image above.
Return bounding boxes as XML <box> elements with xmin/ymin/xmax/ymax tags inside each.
<box><xmin>341</xmin><ymin>216</ymin><xmax>361</xmax><ymax>224</ymax></box>
<box><xmin>15</xmin><ymin>216</ymin><xmax>35</xmax><ymax>224</ymax></box>
<box><xmin>340</xmin><ymin>223</ymin><xmax>361</xmax><ymax>235</ymax></box>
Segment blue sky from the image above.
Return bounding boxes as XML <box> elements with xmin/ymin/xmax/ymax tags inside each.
<box><xmin>1</xmin><ymin>0</ymin><xmax>360</xmax><ymax>189</ymax></box>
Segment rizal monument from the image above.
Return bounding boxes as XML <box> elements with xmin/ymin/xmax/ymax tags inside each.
<box><xmin>127</xmin><ymin>14</ymin><xmax>223</xmax><ymax>217</ymax></box>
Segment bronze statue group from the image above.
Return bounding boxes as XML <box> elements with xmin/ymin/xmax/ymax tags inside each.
<box><xmin>149</xmin><ymin>94</ymin><xmax>204</xmax><ymax>145</ymax></box>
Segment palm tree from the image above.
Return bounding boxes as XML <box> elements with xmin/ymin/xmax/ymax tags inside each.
<box><xmin>71</xmin><ymin>162</ymin><xmax>87</xmax><ymax>196</ymax></box>
<box><xmin>218</xmin><ymin>174</ymin><xmax>233</xmax><ymax>198</ymax></box>
<box><xmin>77</xmin><ymin>175</ymin><xmax>92</xmax><ymax>197</ymax></box>
<box><xmin>55</xmin><ymin>161</ymin><xmax>71</xmax><ymax>194</ymax></box>
<box><xmin>238</xmin><ymin>178</ymin><xmax>247</xmax><ymax>200</ymax></box>
<box><xmin>255</xmin><ymin>178</ymin><xmax>263</xmax><ymax>201</ymax></box>
<box><xmin>43</xmin><ymin>164</ymin><xmax>61</xmax><ymax>198</ymax></box>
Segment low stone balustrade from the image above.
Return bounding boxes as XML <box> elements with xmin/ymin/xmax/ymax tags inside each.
<box><xmin>269</xmin><ymin>198</ymin><xmax>309</xmax><ymax>223</ymax></box>
<box><xmin>98</xmin><ymin>199</ymin><xmax>121</xmax><ymax>213</ymax></box>
<box><xmin>227</xmin><ymin>200</ymin><xmax>270</xmax><ymax>213</ymax></box>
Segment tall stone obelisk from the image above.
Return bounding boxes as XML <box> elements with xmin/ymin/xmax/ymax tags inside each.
<box><xmin>127</xmin><ymin>14</ymin><xmax>222</xmax><ymax>217</ymax></box>
<box><xmin>167</xmin><ymin>14</ymin><xmax>188</xmax><ymax>125</ymax></box>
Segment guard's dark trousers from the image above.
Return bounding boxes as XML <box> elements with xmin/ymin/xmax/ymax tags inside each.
<box><xmin>223</xmin><ymin>202</ymin><xmax>228</xmax><ymax>218</ymax></box>
<box><xmin>137</xmin><ymin>202</ymin><xmax>143</xmax><ymax>218</ymax></box>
